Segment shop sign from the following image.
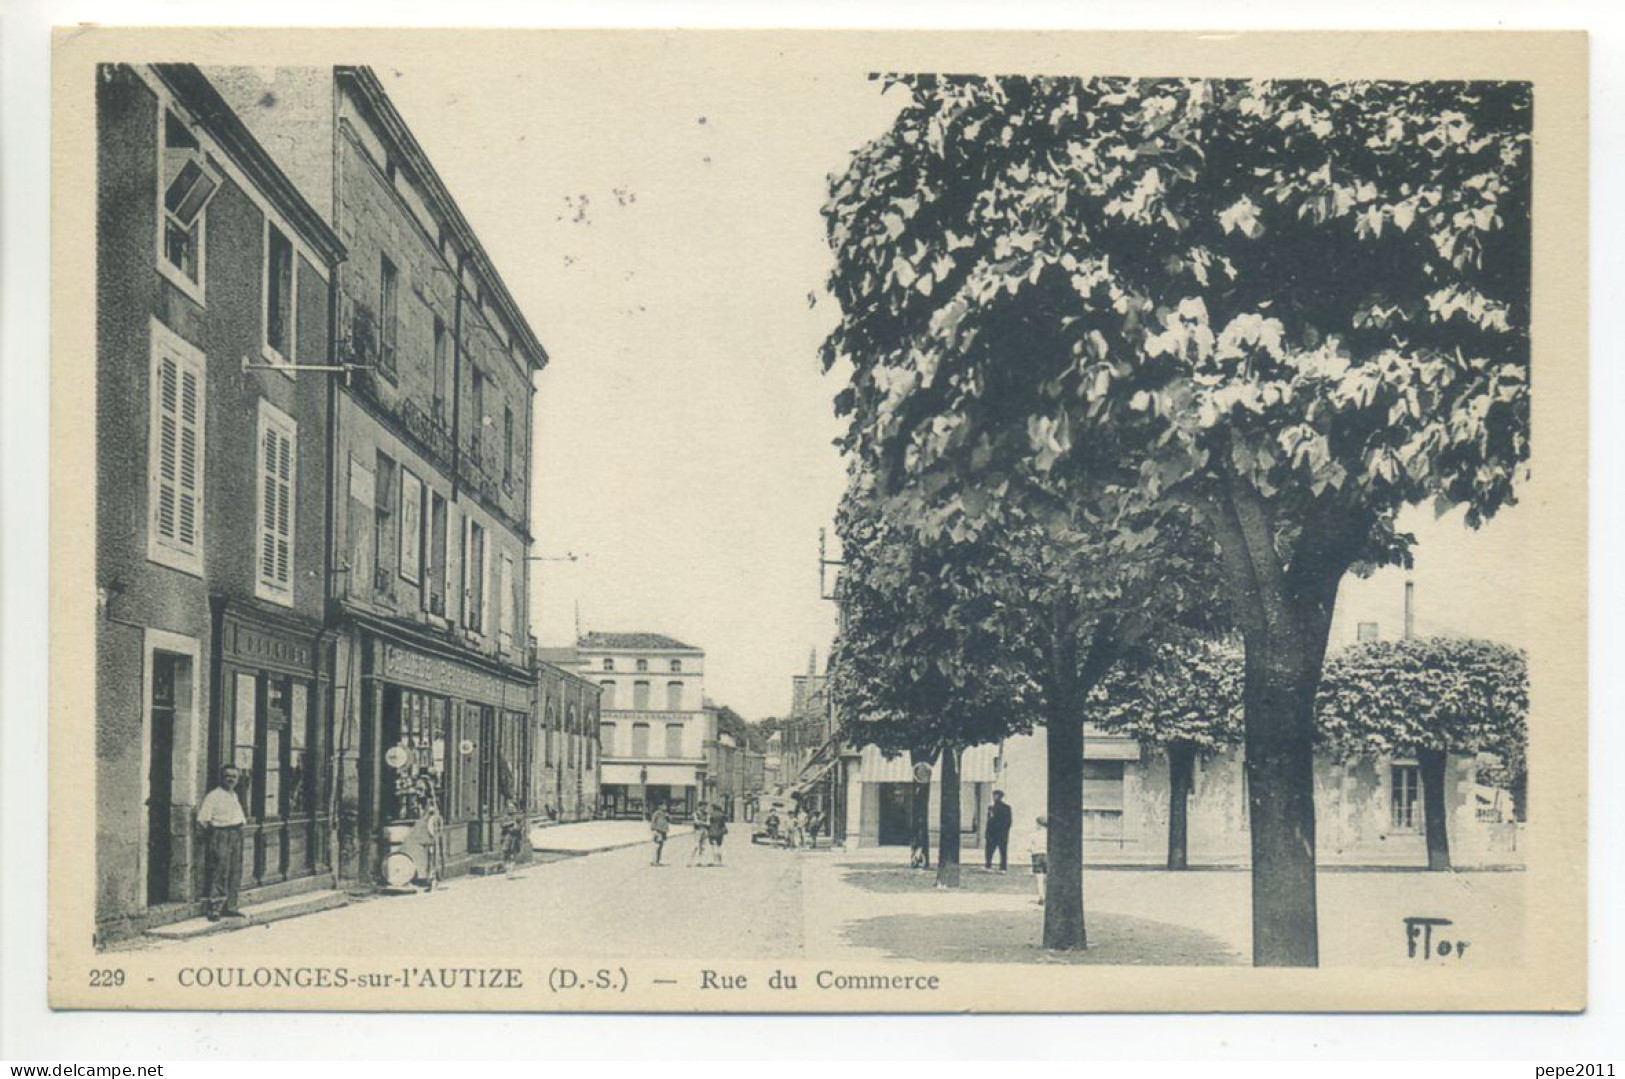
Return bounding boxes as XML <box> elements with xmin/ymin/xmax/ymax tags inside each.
<box><xmin>226</xmin><ymin>620</ymin><xmax>312</xmax><ymax>675</ymax></box>
<box><xmin>381</xmin><ymin>642</ymin><xmax>518</xmax><ymax>703</ymax></box>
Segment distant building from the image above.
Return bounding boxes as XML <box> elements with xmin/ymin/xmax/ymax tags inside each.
<box><xmin>562</xmin><ymin>632</ymin><xmax>711</xmax><ymax>819</ymax></box>
<box><xmin>532</xmin><ymin>653</ymin><xmax>603</xmax><ymax>824</ymax></box>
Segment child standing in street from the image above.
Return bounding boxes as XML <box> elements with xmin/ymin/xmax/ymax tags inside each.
<box><xmin>1029</xmin><ymin>816</ymin><xmax>1049</xmax><ymax>905</ymax></box>
<box><xmin>649</xmin><ymin>803</ymin><xmax>670</xmax><ymax>866</ymax></box>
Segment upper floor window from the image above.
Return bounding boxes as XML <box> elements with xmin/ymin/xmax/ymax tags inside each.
<box><xmin>432</xmin><ymin>317</ymin><xmax>449</xmax><ymax>422</ymax></box>
<box><xmin>263</xmin><ymin>221</ymin><xmax>296</xmax><ymax>368</ymax></box>
<box><xmin>255</xmin><ymin>400</ymin><xmax>298</xmax><ymax>606</ymax></box>
<box><xmin>602</xmin><ymin>658</ymin><xmax>615</xmax><ymax>672</ymax></box>
<box><xmin>670</xmin><ymin>660</ymin><xmax>683</xmax><ymax>673</ymax></box>
<box><xmin>632</xmin><ymin>680</ymin><xmax>650</xmax><ymax>711</ymax></box>
<box><xmin>598</xmin><ymin>681</ymin><xmax>616</xmax><ymax>709</ymax></box>
<box><xmin>147</xmin><ymin>319</ymin><xmax>206</xmax><ymax>575</ymax></box>
<box><xmin>464</xmin><ymin>517</ymin><xmax>488</xmax><ymax>633</ymax></box>
<box><xmin>666</xmin><ymin>681</ymin><xmax>683</xmax><ymax>711</ymax></box>
<box><xmin>377</xmin><ymin>255</ymin><xmax>398</xmax><ymax>376</ymax></box>
<box><xmin>159</xmin><ymin>110</ymin><xmax>218</xmax><ymax>301</ymax></box>
<box><xmin>503</xmin><ymin>405</ymin><xmax>515</xmax><ymax>485</ymax></box>
<box><xmin>636</xmin><ymin>659</ymin><xmax>649</xmax><ymax>673</ymax></box>
<box><xmin>470</xmin><ymin>367</ymin><xmax>486</xmax><ymax>459</ymax></box>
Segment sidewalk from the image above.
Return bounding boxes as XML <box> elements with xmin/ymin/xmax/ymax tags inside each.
<box><xmin>528</xmin><ymin>818</ymin><xmax>691</xmax><ymax>855</ymax></box>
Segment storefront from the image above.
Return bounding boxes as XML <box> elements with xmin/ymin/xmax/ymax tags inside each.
<box><xmin>210</xmin><ymin>600</ymin><xmax>333</xmax><ymax>894</ymax></box>
<box><xmin>349</xmin><ymin>617</ymin><xmax>532</xmax><ymax>882</ymax></box>
<box><xmin>599</xmin><ymin>763</ymin><xmax>701</xmax><ymax>820</ymax></box>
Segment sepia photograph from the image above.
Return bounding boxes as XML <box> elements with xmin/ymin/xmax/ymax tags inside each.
<box><xmin>42</xmin><ymin>26</ymin><xmax>1587</xmax><ymax>1014</ymax></box>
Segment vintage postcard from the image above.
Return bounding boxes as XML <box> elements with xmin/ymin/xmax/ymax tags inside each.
<box><xmin>49</xmin><ymin>27</ymin><xmax>1588</xmax><ymax>1012</ymax></box>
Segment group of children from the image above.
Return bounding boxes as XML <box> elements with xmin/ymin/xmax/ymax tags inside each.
<box><xmin>646</xmin><ymin>802</ymin><xmax>730</xmax><ymax>867</ymax></box>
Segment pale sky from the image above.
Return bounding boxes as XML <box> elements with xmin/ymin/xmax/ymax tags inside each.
<box><xmin>377</xmin><ymin>50</ymin><xmax>901</xmax><ymax>719</ymax></box>
<box><xmin>374</xmin><ymin>47</ymin><xmax>1552</xmax><ymax>718</ymax></box>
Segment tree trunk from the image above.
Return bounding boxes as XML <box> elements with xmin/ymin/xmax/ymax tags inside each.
<box><xmin>1241</xmin><ymin>622</ymin><xmax>1324</xmax><ymax>968</ymax></box>
<box><xmin>936</xmin><ymin>746</ymin><xmax>961</xmax><ymax>888</ymax></box>
<box><xmin>1167</xmin><ymin>742</ymin><xmax>1195</xmax><ymax>871</ymax></box>
<box><xmin>1509</xmin><ymin>769</ymin><xmax>1527</xmax><ymax>823</ymax></box>
<box><xmin>1418</xmin><ymin>746</ymin><xmax>1452</xmax><ymax>871</ymax></box>
<box><xmin>1044</xmin><ymin>703</ymin><xmax>1086</xmax><ymax>950</ymax></box>
<box><xmin>908</xmin><ymin>747</ymin><xmax>932</xmax><ymax>869</ymax></box>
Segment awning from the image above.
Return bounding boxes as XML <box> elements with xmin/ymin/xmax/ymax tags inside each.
<box><xmin>854</xmin><ymin>743</ymin><xmax>1000</xmax><ymax>783</ymax></box>
<box><xmin>792</xmin><ymin>740</ymin><xmax>841</xmax><ymax>794</ymax></box>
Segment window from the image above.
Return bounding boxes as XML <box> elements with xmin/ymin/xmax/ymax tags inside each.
<box><xmin>426</xmin><ymin>491</ymin><xmax>448</xmax><ymax>616</ymax></box>
<box><xmin>159</xmin><ymin>110</ymin><xmax>218</xmax><ymax>300</ymax></box>
<box><xmin>636</xmin><ymin>659</ymin><xmax>649</xmax><ymax>672</ymax></box>
<box><xmin>1390</xmin><ymin>763</ymin><xmax>1422</xmax><ymax>832</ymax></box>
<box><xmin>373</xmin><ymin>453</ymin><xmax>395</xmax><ymax>593</ymax></box>
<box><xmin>263</xmin><ymin>221</ymin><xmax>296</xmax><ymax>367</ymax></box>
<box><xmin>1357</xmin><ymin>621</ymin><xmax>1380</xmax><ymax>643</ymax></box>
<box><xmin>231</xmin><ymin>672</ymin><xmax>313</xmax><ymax>822</ymax></box>
<box><xmin>633</xmin><ymin>680</ymin><xmax>651</xmax><ymax>711</ymax></box>
<box><xmin>398</xmin><ymin>467</ymin><xmax>423</xmax><ymax>585</ymax></box>
<box><xmin>666</xmin><ymin>681</ymin><xmax>683</xmax><ymax>711</ymax></box>
<box><xmin>463</xmin><ymin>517</ymin><xmax>488</xmax><ymax>632</ymax></box>
<box><xmin>602</xmin><ymin>658</ymin><xmax>615</xmax><ymax>672</ymax></box>
<box><xmin>470</xmin><ymin>367</ymin><xmax>485</xmax><ymax>459</ymax></box>
<box><xmin>1081</xmin><ymin>759</ymin><xmax>1126</xmax><ymax>841</ymax></box>
<box><xmin>499</xmin><ymin>552</ymin><xmax>516</xmax><ymax>651</ymax></box>
<box><xmin>631</xmin><ymin>723</ymin><xmax>651</xmax><ymax>757</ymax></box>
<box><xmin>664</xmin><ymin>723</ymin><xmax>683</xmax><ymax>758</ymax></box>
<box><xmin>432</xmin><ymin>317</ymin><xmax>449</xmax><ymax>421</ymax></box>
<box><xmin>599</xmin><ymin>681</ymin><xmax>616</xmax><ymax>709</ymax></box>
<box><xmin>670</xmin><ymin>660</ymin><xmax>683</xmax><ymax>673</ymax></box>
<box><xmin>503</xmin><ymin>405</ymin><xmax>515</xmax><ymax>484</ymax></box>
<box><xmin>254</xmin><ymin>401</ymin><xmax>297</xmax><ymax>605</ymax></box>
<box><xmin>148</xmin><ymin>321</ymin><xmax>206</xmax><ymax>575</ymax></box>
<box><xmin>378</xmin><ymin>255</ymin><xmax>398</xmax><ymax>376</ymax></box>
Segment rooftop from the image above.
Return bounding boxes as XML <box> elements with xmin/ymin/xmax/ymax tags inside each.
<box><xmin>578</xmin><ymin>632</ymin><xmax>703</xmax><ymax>654</ymax></box>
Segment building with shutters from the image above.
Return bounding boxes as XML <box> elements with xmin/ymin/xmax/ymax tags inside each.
<box><xmin>533</xmin><ymin>655</ymin><xmax>604</xmax><ymax>824</ymax></box>
<box><xmin>554</xmin><ymin>633</ymin><xmax>712</xmax><ymax>819</ymax></box>
<box><xmin>207</xmin><ymin>65</ymin><xmax>548</xmax><ymax>886</ymax></box>
<box><xmin>94</xmin><ymin>63</ymin><xmax>346</xmax><ymax>942</ymax></box>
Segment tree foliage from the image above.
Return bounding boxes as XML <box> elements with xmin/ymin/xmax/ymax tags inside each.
<box><xmin>1091</xmin><ymin>634</ymin><xmax>1244</xmax><ymax>752</ymax></box>
<box><xmin>1316</xmin><ymin>636</ymin><xmax>1528</xmax><ymax>762</ymax></box>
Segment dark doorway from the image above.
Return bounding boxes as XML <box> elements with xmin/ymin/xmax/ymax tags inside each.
<box><xmin>878</xmin><ymin>782</ymin><xmax>914</xmax><ymax>846</ymax></box>
<box><xmin>146</xmin><ymin>654</ymin><xmax>181</xmax><ymax>906</ymax></box>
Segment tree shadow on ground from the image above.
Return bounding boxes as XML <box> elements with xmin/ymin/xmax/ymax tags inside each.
<box><xmin>837</xmin><ymin>864</ymin><xmax>1042</xmax><ymax>896</ymax></box>
<box><xmin>842</xmin><ymin>908</ymin><xmax>1243</xmax><ymax>966</ymax></box>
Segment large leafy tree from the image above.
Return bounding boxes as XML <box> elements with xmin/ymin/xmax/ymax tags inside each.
<box><xmin>830</xmin><ymin>488</ymin><xmax>1048</xmax><ymax>888</ymax></box>
<box><xmin>822</xmin><ymin>75</ymin><xmax>1531</xmax><ymax>965</ymax></box>
<box><xmin>1316</xmin><ymin>636</ymin><xmax>1528</xmax><ymax>869</ymax></box>
<box><xmin>1091</xmin><ymin>635</ymin><xmax>1244</xmax><ymax>869</ymax></box>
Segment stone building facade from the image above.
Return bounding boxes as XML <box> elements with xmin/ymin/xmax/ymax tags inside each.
<box><xmin>210</xmin><ymin>65</ymin><xmax>548</xmax><ymax>885</ymax></box>
<box><xmin>95</xmin><ymin>63</ymin><xmax>345</xmax><ymax>942</ymax></box>
<box><xmin>534</xmin><ymin>658</ymin><xmax>604</xmax><ymax>824</ymax></box>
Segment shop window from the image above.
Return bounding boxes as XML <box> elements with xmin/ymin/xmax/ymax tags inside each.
<box><xmin>263</xmin><ymin>221</ymin><xmax>296</xmax><ymax>367</ymax></box>
<box><xmin>633</xmin><ymin>680</ymin><xmax>650</xmax><ymax>711</ymax></box>
<box><xmin>664</xmin><ymin>723</ymin><xmax>683</xmax><ymax>758</ymax></box>
<box><xmin>230</xmin><ymin>670</ymin><xmax>314</xmax><ymax>822</ymax></box>
<box><xmin>1391</xmin><ymin>763</ymin><xmax>1422</xmax><ymax>832</ymax></box>
<box><xmin>255</xmin><ymin>401</ymin><xmax>297</xmax><ymax>605</ymax></box>
<box><xmin>159</xmin><ymin>109</ymin><xmax>218</xmax><ymax>299</ymax></box>
<box><xmin>286</xmin><ymin>682</ymin><xmax>311</xmax><ymax>816</ymax></box>
<box><xmin>1082</xmin><ymin>759</ymin><xmax>1125</xmax><ymax>841</ymax></box>
<box><xmin>148</xmin><ymin>322</ymin><xmax>206</xmax><ymax>575</ymax></box>
<box><xmin>666</xmin><ymin>681</ymin><xmax>683</xmax><ymax>711</ymax></box>
<box><xmin>378</xmin><ymin>254</ymin><xmax>398</xmax><ymax>376</ymax></box>
<box><xmin>631</xmin><ymin>723</ymin><xmax>650</xmax><ymax>757</ymax></box>
<box><xmin>599</xmin><ymin>681</ymin><xmax>615</xmax><ymax>709</ymax></box>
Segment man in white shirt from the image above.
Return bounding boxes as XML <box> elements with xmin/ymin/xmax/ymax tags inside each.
<box><xmin>197</xmin><ymin>765</ymin><xmax>247</xmax><ymax>921</ymax></box>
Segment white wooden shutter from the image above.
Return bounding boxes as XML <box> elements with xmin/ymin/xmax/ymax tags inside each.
<box><xmin>148</xmin><ymin>321</ymin><xmax>206</xmax><ymax>573</ymax></box>
<box><xmin>255</xmin><ymin>401</ymin><xmax>297</xmax><ymax>604</ymax></box>
<box><xmin>460</xmin><ymin>513</ymin><xmax>473</xmax><ymax>627</ymax></box>
<box><xmin>480</xmin><ymin>526</ymin><xmax>491</xmax><ymax>636</ymax></box>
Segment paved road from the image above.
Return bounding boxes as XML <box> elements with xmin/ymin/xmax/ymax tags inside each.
<box><xmin>149</xmin><ymin>828</ymin><xmax>807</xmax><ymax>961</ymax></box>
<box><xmin>140</xmin><ymin>836</ymin><xmax>1524</xmax><ymax>968</ymax></box>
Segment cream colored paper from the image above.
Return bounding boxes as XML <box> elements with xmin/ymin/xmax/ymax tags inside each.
<box><xmin>50</xmin><ymin>27</ymin><xmax>1588</xmax><ymax>1012</ymax></box>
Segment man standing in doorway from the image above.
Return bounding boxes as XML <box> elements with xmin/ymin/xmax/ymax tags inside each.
<box><xmin>985</xmin><ymin>789</ymin><xmax>1012</xmax><ymax>872</ymax></box>
<box><xmin>197</xmin><ymin>765</ymin><xmax>246</xmax><ymax>920</ymax></box>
